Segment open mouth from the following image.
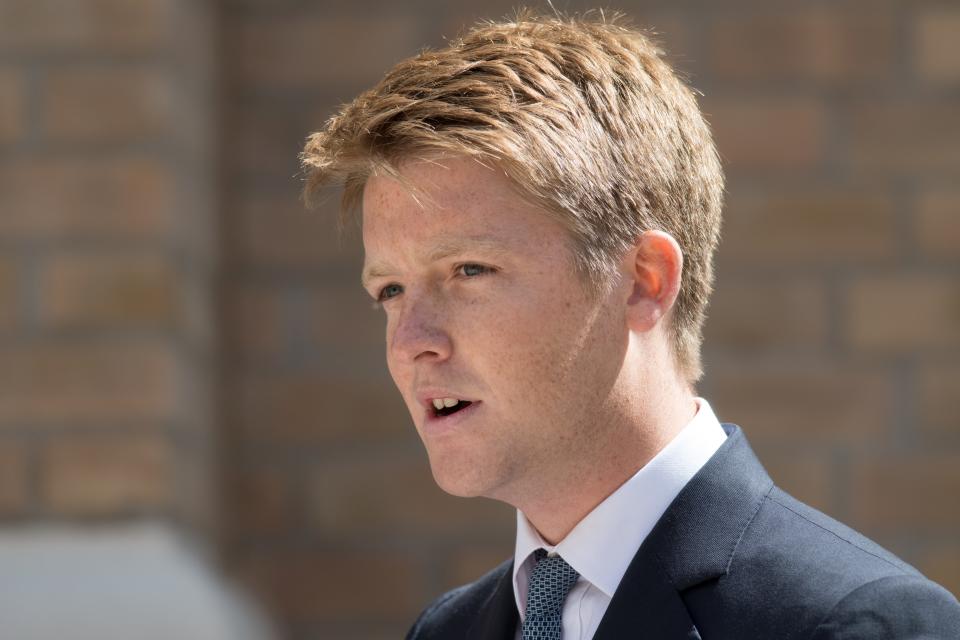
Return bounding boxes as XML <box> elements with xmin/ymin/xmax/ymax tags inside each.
<box><xmin>434</xmin><ymin>400</ymin><xmax>473</xmax><ymax>418</ymax></box>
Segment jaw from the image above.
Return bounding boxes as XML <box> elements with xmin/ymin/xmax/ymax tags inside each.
<box><xmin>425</xmin><ymin>448</ymin><xmax>496</xmax><ymax>498</ymax></box>
<box><xmin>422</xmin><ymin>429</ymin><xmax>521</xmax><ymax>501</ymax></box>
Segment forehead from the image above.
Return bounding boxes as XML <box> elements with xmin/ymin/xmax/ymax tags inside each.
<box><xmin>363</xmin><ymin>157</ymin><xmax>559</xmax><ymax>245</ymax></box>
<box><xmin>362</xmin><ymin>156</ymin><xmax>526</xmax><ymax>229</ymax></box>
<box><xmin>360</xmin><ymin>157</ymin><xmax>572</xmax><ymax>279</ymax></box>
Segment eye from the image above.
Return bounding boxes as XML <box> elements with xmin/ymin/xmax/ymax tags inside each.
<box><xmin>375</xmin><ymin>283</ymin><xmax>403</xmax><ymax>304</ymax></box>
<box><xmin>457</xmin><ymin>263</ymin><xmax>495</xmax><ymax>278</ymax></box>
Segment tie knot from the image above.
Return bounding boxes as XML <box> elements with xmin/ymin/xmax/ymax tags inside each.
<box><xmin>524</xmin><ymin>549</ymin><xmax>580</xmax><ymax>618</ymax></box>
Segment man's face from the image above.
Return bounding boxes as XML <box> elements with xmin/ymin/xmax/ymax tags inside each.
<box><xmin>361</xmin><ymin>157</ymin><xmax>629</xmax><ymax>503</ymax></box>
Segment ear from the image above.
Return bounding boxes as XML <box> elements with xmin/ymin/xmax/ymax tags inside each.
<box><xmin>624</xmin><ymin>230</ymin><xmax>684</xmax><ymax>333</ymax></box>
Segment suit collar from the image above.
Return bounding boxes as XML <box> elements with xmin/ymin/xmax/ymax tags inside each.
<box><xmin>512</xmin><ymin>398</ymin><xmax>727</xmax><ymax>605</ymax></box>
<box><xmin>593</xmin><ymin>423</ymin><xmax>772</xmax><ymax>639</ymax></box>
<box><xmin>642</xmin><ymin>423</ymin><xmax>773</xmax><ymax>589</ymax></box>
<box><xmin>466</xmin><ymin>424</ymin><xmax>772</xmax><ymax>639</ymax></box>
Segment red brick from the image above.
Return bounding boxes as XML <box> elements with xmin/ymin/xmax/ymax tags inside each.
<box><xmin>238</xmin><ymin>549</ymin><xmax>419</xmax><ymax>621</ymax></box>
<box><xmin>228</xmin><ymin>466</ymin><xmax>295</xmax><ymax>537</ymax></box>
<box><xmin>850</xmin><ymin>453</ymin><xmax>960</xmax><ymax>533</ymax></box>
<box><xmin>224</xmin><ymin>284</ymin><xmax>287</xmax><ymax>359</ymax></box>
<box><xmin>0</xmin><ymin>157</ymin><xmax>175</xmax><ymax>239</ymax></box>
<box><xmin>38</xmin><ymin>253</ymin><xmax>180</xmax><ymax>329</ymax></box>
<box><xmin>172</xmin><ymin>443</ymin><xmax>216</xmax><ymax>536</ymax></box>
<box><xmin>42</xmin><ymin>67</ymin><xmax>174</xmax><ymax>141</ymax></box>
<box><xmin>41</xmin><ymin>434</ymin><xmax>172</xmax><ymax>514</ymax></box>
<box><xmin>0</xmin><ymin>67</ymin><xmax>24</xmax><ymax>143</ymax></box>
<box><xmin>916</xmin><ymin>189</ymin><xmax>960</xmax><ymax>258</ymax></box>
<box><xmin>719</xmin><ymin>187</ymin><xmax>897</xmax><ymax>264</ymax></box>
<box><xmin>0</xmin><ymin>0</ymin><xmax>171</xmax><ymax>51</ymax></box>
<box><xmin>914</xmin><ymin>543</ymin><xmax>960</xmax><ymax>599</ymax></box>
<box><xmin>234</xmin><ymin>373</ymin><xmax>409</xmax><ymax>445</ymax></box>
<box><xmin>306</xmin><ymin>282</ymin><xmax>385</xmax><ymax>354</ymax></box>
<box><xmin>703</xmin><ymin>98</ymin><xmax>827</xmax><ymax>174</ymax></box>
<box><xmin>225</xmin><ymin>104</ymin><xmax>322</xmax><ymax>181</ymax></box>
<box><xmin>309</xmin><ymin>454</ymin><xmax>513</xmax><ymax>538</ymax></box>
<box><xmin>0</xmin><ymin>344</ymin><xmax>181</xmax><ymax>426</ymax></box>
<box><xmin>915</xmin><ymin>8</ymin><xmax>960</xmax><ymax>85</ymax></box>
<box><xmin>844</xmin><ymin>275</ymin><xmax>960</xmax><ymax>353</ymax></box>
<box><xmin>918</xmin><ymin>365</ymin><xmax>960</xmax><ymax>438</ymax></box>
<box><xmin>709</xmin><ymin>10</ymin><xmax>894</xmax><ymax>83</ymax></box>
<box><xmin>758</xmin><ymin>450</ymin><xmax>834</xmax><ymax>515</ymax></box>
<box><xmin>0</xmin><ymin>440</ymin><xmax>28</xmax><ymax>514</ymax></box>
<box><xmin>440</xmin><ymin>2</ymin><xmax>540</xmax><ymax>38</ymax></box>
<box><xmin>704</xmin><ymin>278</ymin><xmax>828</xmax><ymax>352</ymax></box>
<box><xmin>0</xmin><ymin>256</ymin><xmax>18</xmax><ymax>331</ymax></box>
<box><xmin>175</xmin><ymin>274</ymin><xmax>211</xmax><ymax>349</ymax></box>
<box><xmin>233</xmin><ymin>193</ymin><xmax>360</xmax><ymax>269</ymax></box>
<box><xmin>711</xmin><ymin>365</ymin><xmax>896</xmax><ymax>446</ymax></box>
<box><xmin>229</xmin><ymin>14</ymin><xmax>421</xmax><ymax>91</ymax></box>
<box><xmin>630</xmin><ymin>12</ymin><xmax>695</xmax><ymax>73</ymax></box>
<box><xmin>440</xmin><ymin>8</ymin><xmax>695</xmax><ymax>74</ymax></box>
<box><xmin>229</xmin><ymin>281</ymin><xmax>386</xmax><ymax>377</ymax></box>
<box><xmin>847</xmin><ymin>102</ymin><xmax>960</xmax><ymax>175</ymax></box>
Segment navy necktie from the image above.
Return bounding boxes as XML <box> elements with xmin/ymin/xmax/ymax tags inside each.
<box><xmin>522</xmin><ymin>548</ymin><xmax>580</xmax><ymax>639</ymax></box>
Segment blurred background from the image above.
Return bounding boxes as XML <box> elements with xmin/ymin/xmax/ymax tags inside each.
<box><xmin>0</xmin><ymin>0</ymin><xmax>958</xmax><ymax>638</ymax></box>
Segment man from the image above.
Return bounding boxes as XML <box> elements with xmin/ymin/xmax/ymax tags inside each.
<box><xmin>300</xmin><ymin>12</ymin><xmax>960</xmax><ymax>640</ymax></box>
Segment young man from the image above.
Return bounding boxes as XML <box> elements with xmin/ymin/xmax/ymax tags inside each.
<box><xmin>300</xmin><ymin>13</ymin><xmax>960</xmax><ymax>640</ymax></box>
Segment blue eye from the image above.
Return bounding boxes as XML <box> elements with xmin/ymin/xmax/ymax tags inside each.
<box><xmin>377</xmin><ymin>283</ymin><xmax>403</xmax><ymax>302</ymax></box>
<box><xmin>459</xmin><ymin>263</ymin><xmax>493</xmax><ymax>277</ymax></box>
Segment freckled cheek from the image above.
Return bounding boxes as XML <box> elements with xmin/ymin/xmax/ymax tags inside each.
<box><xmin>476</xmin><ymin>307</ymin><xmax>574</xmax><ymax>393</ymax></box>
<box><xmin>382</xmin><ymin>319</ymin><xmax>408</xmax><ymax>387</ymax></box>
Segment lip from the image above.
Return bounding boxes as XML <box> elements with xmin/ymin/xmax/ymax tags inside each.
<box><xmin>415</xmin><ymin>389</ymin><xmax>479</xmax><ymax>410</ymax></box>
<box><xmin>421</xmin><ymin>399</ymin><xmax>482</xmax><ymax>435</ymax></box>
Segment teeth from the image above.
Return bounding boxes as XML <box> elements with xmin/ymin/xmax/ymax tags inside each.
<box><xmin>431</xmin><ymin>397</ymin><xmax>460</xmax><ymax>410</ymax></box>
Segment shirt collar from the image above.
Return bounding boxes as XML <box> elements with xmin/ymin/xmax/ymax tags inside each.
<box><xmin>512</xmin><ymin>397</ymin><xmax>727</xmax><ymax>613</ymax></box>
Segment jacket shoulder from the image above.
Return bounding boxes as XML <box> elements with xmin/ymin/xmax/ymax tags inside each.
<box><xmin>406</xmin><ymin>558</ymin><xmax>512</xmax><ymax>640</ymax></box>
<box><xmin>764</xmin><ymin>486</ymin><xmax>919</xmax><ymax>576</ymax></box>
<box><xmin>810</xmin><ymin>573</ymin><xmax>960</xmax><ymax>639</ymax></box>
<box><xmin>688</xmin><ymin>485</ymin><xmax>960</xmax><ymax>638</ymax></box>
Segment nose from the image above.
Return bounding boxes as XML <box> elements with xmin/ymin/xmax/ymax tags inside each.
<box><xmin>387</xmin><ymin>294</ymin><xmax>453</xmax><ymax>364</ymax></box>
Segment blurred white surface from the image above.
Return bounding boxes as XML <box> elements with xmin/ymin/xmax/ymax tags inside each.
<box><xmin>0</xmin><ymin>522</ymin><xmax>275</xmax><ymax>640</ymax></box>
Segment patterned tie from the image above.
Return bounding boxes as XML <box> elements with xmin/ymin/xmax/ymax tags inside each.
<box><xmin>522</xmin><ymin>548</ymin><xmax>580</xmax><ymax>640</ymax></box>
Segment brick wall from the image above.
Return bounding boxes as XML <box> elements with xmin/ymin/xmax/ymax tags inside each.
<box><xmin>221</xmin><ymin>3</ymin><xmax>959</xmax><ymax>638</ymax></box>
<box><xmin>220</xmin><ymin>5</ymin><xmax>468</xmax><ymax>637</ymax></box>
<box><xmin>4</xmin><ymin>1</ymin><xmax>956</xmax><ymax>639</ymax></box>
<box><xmin>0</xmin><ymin>0</ymin><xmax>217</xmax><ymax>535</ymax></box>
<box><xmin>696</xmin><ymin>0</ymin><xmax>960</xmax><ymax>600</ymax></box>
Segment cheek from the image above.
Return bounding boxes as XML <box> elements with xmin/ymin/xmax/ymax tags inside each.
<box><xmin>382</xmin><ymin>317</ymin><xmax>406</xmax><ymax>385</ymax></box>
<box><xmin>495</xmin><ymin>291</ymin><xmax>618</xmax><ymax>420</ymax></box>
<box><xmin>474</xmin><ymin>295</ymin><xmax>583</xmax><ymax>394</ymax></box>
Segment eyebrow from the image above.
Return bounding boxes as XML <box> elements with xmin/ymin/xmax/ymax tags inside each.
<box><xmin>361</xmin><ymin>236</ymin><xmax>511</xmax><ymax>289</ymax></box>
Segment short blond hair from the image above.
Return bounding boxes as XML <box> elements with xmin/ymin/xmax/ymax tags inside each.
<box><xmin>301</xmin><ymin>11</ymin><xmax>724</xmax><ymax>386</ymax></box>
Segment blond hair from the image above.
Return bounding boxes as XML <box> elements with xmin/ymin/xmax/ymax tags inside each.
<box><xmin>301</xmin><ymin>11</ymin><xmax>724</xmax><ymax>386</ymax></box>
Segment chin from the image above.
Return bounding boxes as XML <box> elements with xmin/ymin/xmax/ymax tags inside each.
<box><xmin>429</xmin><ymin>467</ymin><xmax>484</xmax><ymax>498</ymax></box>
<box><xmin>426</xmin><ymin>454</ymin><xmax>492</xmax><ymax>499</ymax></box>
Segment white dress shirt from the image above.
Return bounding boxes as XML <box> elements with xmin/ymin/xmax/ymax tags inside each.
<box><xmin>512</xmin><ymin>397</ymin><xmax>727</xmax><ymax>640</ymax></box>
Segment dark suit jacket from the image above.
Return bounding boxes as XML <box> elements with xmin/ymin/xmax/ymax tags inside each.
<box><xmin>406</xmin><ymin>424</ymin><xmax>960</xmax><ymax>639</ymax></box>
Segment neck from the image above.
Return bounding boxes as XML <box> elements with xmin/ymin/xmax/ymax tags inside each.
<box><xmin>515</xmin><ymin>387</ymin><xmax>698</xmax><ymax>545</ymax></box>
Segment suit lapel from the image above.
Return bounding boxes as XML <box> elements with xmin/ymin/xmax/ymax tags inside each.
<box><xmin>594</xmin><ymin>424</ymin><xmax>773</xmax><ymax>639</ymax></box>
<box><xmin>593</xmin><ymin>549</ymin><xmax>702</xmax><ymax>639</ymax></box>
<box><xmin>464</xmin><ymin>425</ymin><xmax>774</xmax><ymax>639</ymax></box>
<box><xmin>466</xmin><ymin>560</ymin><xmax>518</xmax><ymax>640</ymax></box>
